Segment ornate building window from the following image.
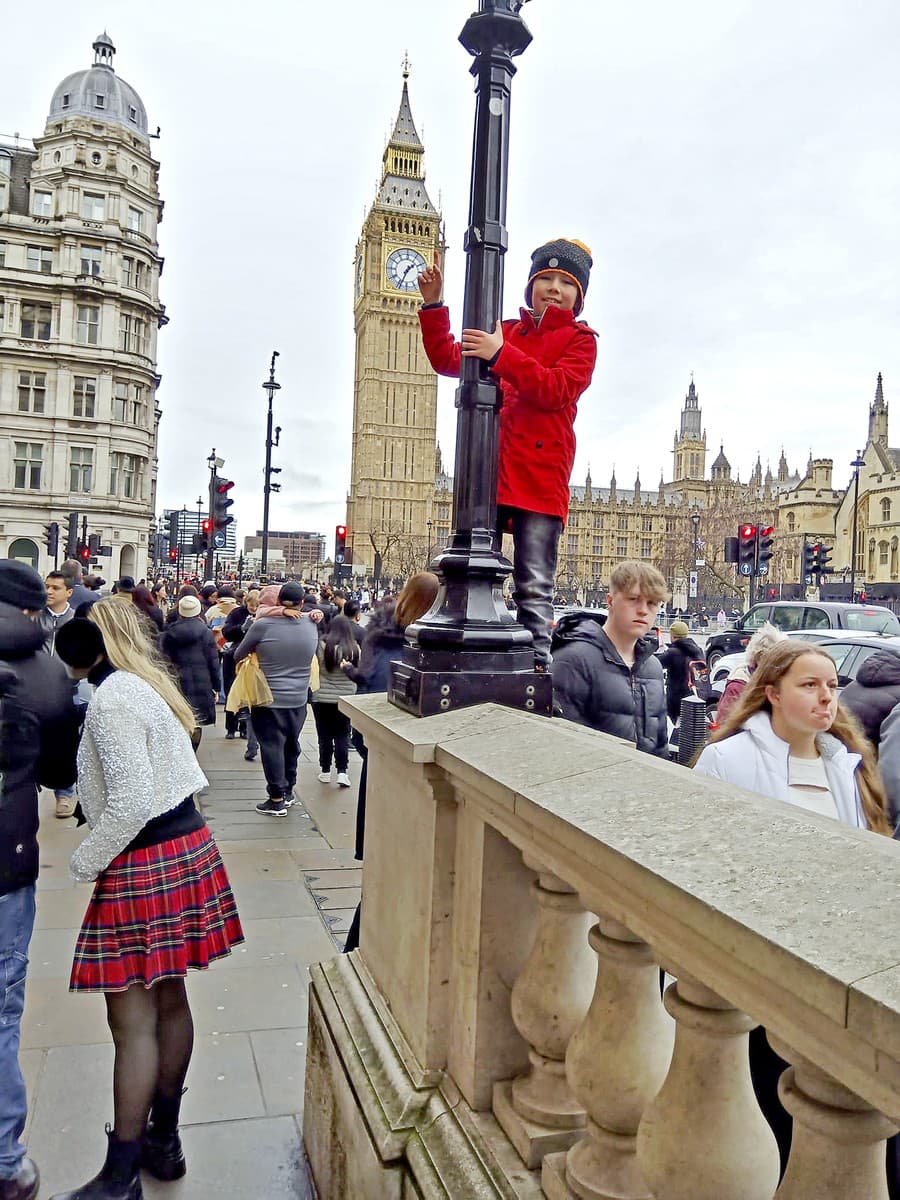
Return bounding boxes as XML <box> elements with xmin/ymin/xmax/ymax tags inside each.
<box><xmin>70</xmin><ymin>447</ymin><xmax>93</xmax><ymax>493</ymax></box>
<box><xmin>641</xmin><ymin>538</ymin><xmax>652</xmax><ymax>558</ymax></box>
<box><xmin>13</xmin><ymin>442</ymin><xmax>42</xmax><ymax>490</ymax></box>
<box><xmin>593</xmin><ymin>536</ymin><xmax>603</xmax><ymax>556</ymax></box>
<box><xmin>642</xmin><ymin>517</ymin><xmax>653</xmax><ymax>532</ymax></box>
<box><xmin>21</xmin><ymin>303</ymin><xmax>51</xmax><ymax>340</ymax></box>
<box><xmin>569</xmin><ymin>511</ymin><xmax>578</xmax><ymax>527</ymax></box>
<box><xmin>31</xmin><ymin>190</ymin><xmax>52</xmax><ymax>217</ymax></box>
<box><xmin>617</xmin><ymin>515</ymin><xmax>628</xmax><ymax>531</ymax></box>
<box><xmin>76</xmin><ymin>304</ymin><xmax>99</xmax><ymax>344</ymax></box>
<box><xmin>17</xmin><ymin>372</ymin><xmax>46</xmax><ymax>413</ymax></box>
<box><xmin>73</xmin><ymin>377</ymin><xmax>96</xmax><ymax>418</ymax></box>
<box><xmin>26</xmin><ymin>245</ymin><xmax>52</xmax><ymax>273</ymax></box>
<box><xmin>617</xmin><ymin>536</ymin><xmax>628</xmax><ymax>557</ymax></box>
<box><xmin>127</xmin><ymin>206</ymin><xmax>143</xmax><ymax>233</ymax></box>
<box><xmin>593</xmin><ymin>513</ymin><xmax>603</xmax><ymax>530</ymax></box>
<box><xmin>119</xmin><ymin>312</ymin><xmax>147</xmax><ymax>355</ymax></box>
<box><xmin>882</xmin><ymin>498</ymin><xmax>892</xmax><ymax>523</ymax></box>
<box><xmin>787</xmin><ymin>512</ymin><xmax>796</xmax><ymax>533</ymax></box>
<box><xmin>81</xmin><ymin>192</ymin><xmax>105</xmax><ymax>220</ymax></box>
<box><xmin>109</xmin><ymin>452</ymin><xmax>140</xmax><ymax>498</ymax></box>
<box><xmin>567</xmin><ymin>533</ymin><xmax>578</xmax><ymax>555</ymax></box>
<box><xmin>80</xmin><ymin>245</ymin><xmax>102</xmax><ymax>276</ymax></box>
<box><xmin>879</xmin><ymin>540</ymin><xmax>889</xmax><ymax>567</ymax></box>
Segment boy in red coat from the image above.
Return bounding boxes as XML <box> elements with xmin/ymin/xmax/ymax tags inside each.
<box><xmin>417</xmin><ymin>238</ymin><xmax>598</xmax><ymax>666</ymax></box>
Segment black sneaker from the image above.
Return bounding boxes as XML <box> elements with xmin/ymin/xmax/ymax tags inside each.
<box><xmin>141</xmin><ymin>1126</ymin><xmax>186</xmax><ymax>1181</ymax></box>
<box><xmin>244</xmin><ymin>750</ymin><xmax>257</xmax><ymax>762</ymax></box>
<box><xmin>225</xmin><ymin>731</ymin><xmax>236</xmax><ymax>740</ymax></box>
<box><xmin>283</xmin><ymin>791</ymin><xmax>296</xmax><ymax>809</ymax></box>
<box><xmin>255</xmin><ymin>798</ymin><xmax>287</xmax><ymax>818</ymax></box>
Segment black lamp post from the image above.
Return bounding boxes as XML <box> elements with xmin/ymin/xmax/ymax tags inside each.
<box><xmin>426</xmin><ymin>518</ymin><xmax>433</xmax><ymax>567</ymax></box>
<box><xmin>390</xmin><ymin>0</ymin><xmax>548</xmax><ymax>718</ymax></box>
<box><xmin>849</xmin><ymin>451</ymin><xmax>865</xmax><ymax>601</ymax></box>
<box><xmin>260</xmin><ymin>352</ymin><xmax>282</xmax><ymax>578</ymax></box>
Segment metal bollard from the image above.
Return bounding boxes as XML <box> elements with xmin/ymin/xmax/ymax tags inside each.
<box><xmin>678</xmin><ymin>694</ymin><xmax>709</xmax><ymax>765</ymax></box>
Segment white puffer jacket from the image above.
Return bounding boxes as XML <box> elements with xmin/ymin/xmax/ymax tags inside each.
<box><xmin>693</xmin><ymin>711</ymin><xmax>865</xmax><ymax>829</ymax></box>
<box><xmin>71</xmin><ymin>671</ymin><xmax>208</xmax><ymax>881</ymax></box>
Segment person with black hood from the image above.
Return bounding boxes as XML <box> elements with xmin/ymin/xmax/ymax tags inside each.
<box><xmin>552</xmin><ymin>561</ymin><xmax>669</xmax><ymax>757</ymax></box>
<box><xmin>159</xmin><ymin>595</ymin><xmax>220</xmax><ymax>746</ymax></box>
<box><xmin>840</xmin><ymin>649</ymin><xmax>900</xmax><ymax>750</ymax></box>
<box><xmin>0</xmin><ymin>562</ymin><xmax>79</xmax><ymax>1200</ymax></box>
<box><xmin>659</xmin><ymin>618</ymin><xmax>706</xmax><ymax>722</ymax></box>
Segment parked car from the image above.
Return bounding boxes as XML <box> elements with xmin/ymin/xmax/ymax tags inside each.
<box><xmin>703</xmin><ymin>602</ymin><xmax>900</xmax><ymax>669</ymax></box>
<box><xmin>710</xmin><ymin>630</ymin><xmax>898</xmax><ymax>697</ymax></box>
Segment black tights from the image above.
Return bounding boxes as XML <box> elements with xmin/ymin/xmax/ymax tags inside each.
<box><xmin>105</xmin><ymin>978</ymin><xmax>194</xmax><ymax>1142</ymax></box>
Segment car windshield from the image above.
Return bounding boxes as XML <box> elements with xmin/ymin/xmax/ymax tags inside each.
<box><xmin>844</xmin><ymin>609</ymin><xmax>900</xmax><ymax>635</ymax></box>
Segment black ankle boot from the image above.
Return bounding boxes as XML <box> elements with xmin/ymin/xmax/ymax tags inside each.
<box><xmin>140</xmin><ymin>1091</ymin><xmax>186</xmax><ymax>1181</ymax></box>
<box><xmin>49</xmin><ymin>1128</ymin><xmax>142</xmax><ymax>1199</ymax></box>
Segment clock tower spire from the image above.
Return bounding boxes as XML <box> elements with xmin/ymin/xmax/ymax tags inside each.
<box><xmin>346</xmin><ymin>65</ymin><xmax>444</xmax><ymax>579</ymax></box>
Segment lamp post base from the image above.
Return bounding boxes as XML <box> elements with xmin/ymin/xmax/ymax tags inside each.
<box><xmin>389</xmin><ymin>655</ymin><xmax>553</xmax><ymax>718</ymax></box>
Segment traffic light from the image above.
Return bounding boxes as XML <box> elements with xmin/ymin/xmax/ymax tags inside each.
<box><xmin>212</xmin><ymin>478</ymin><xmax>234</xmax><ymax>531</ymax></box>
<box><xmin>197</xmin><ymin>518</ymin><xmax>212</xmax><ymax>554</ymax></box>
<box><xmin>77</xmin><ymin>542</ymin><xmax>91</xmax><ymax>564</ymax></box>
<box><xmin>756</xmin><ymin>526</ymin><xmax>774</xmax><ymax>576</ymax></box>
<box><xmin>335</xmin><ymin>524</ymin><xmax>347</xmax><ymax>564</ymax></box>
<box><xmin>44</xmin><ymin>520</ymin><xmax>59</xmax><ymax>557</ymax></box>
<box><xmin>167</xmin><ymin>512</ymin><xmax>179</xmax><ymax>555</ymax></box>
<box><xmin>815</xmin><ymin>542</ymin><xmax>832</xmax><ymax>577</ymax></box>
<box><xmin>88</xmin><ymin>533</ymin><xmax>100</xmax><ymax>556</ymax></box>
<box><xmin>738</xmin><ymin>524</ymin><xmax>757</xmax><ymax>576</ymax></box>
<box><xmin>801</xmin><ymin>540</ymin><xmax>818</xmax><ymax>583</ymax></box>
<box><xmin>65</xmin><ymin>511</ymin><xmax>79</xmax><ymax>558</ymax></box>
<box><xmin>169</xmin><ymin>548</ymin><xmax>178</xmax><ymax>562</ymax></box>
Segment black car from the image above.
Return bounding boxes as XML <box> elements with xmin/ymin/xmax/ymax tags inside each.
<box><xmin>704</xmin><ymin>601</ymin><xmax>900</xmax><ymax>669</ymax></box>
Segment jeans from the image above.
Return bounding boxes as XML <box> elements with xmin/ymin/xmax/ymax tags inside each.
<box><xmin>0</xmin><ymin>885</ymin><xmax>35</xmax><ymax>1178</ymax></box>
<box><xmin>497</xmin><ymin>505</ymin><xmax>563</xmax><ymax>666</ymax></box>
<box><xmin>250</xmin><ymin>704</ymin><xmax>306</xmax><ymax>799</ymax></box>
<box><xmin>312</xmin><ymin>702</ymin><xmax>351</xmax><ymax>773</ymax></box>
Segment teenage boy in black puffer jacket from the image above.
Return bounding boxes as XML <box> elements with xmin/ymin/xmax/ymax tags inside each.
<box><xmin>0</xmin><ymin>562</ymin><xmax>80</xmax><ymax>1200</ymax></box>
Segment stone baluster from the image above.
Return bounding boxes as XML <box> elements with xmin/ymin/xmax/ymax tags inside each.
<box><xmin>543</xmin><ymin>915</ymin><xmax>675</xmax><ymax>1200</ymax></box>
<box><xmin>769</xmin><ymin>1035</ymin><xmax>899</xmax><ymax>1200</ymax></box>
<box><xmin>493</xmin><ymin>863</ymin><xmax>596</xmax><ymax>1169</ymax></box>
<box><xmin>636</xmin><ymin>972</ymin><xmax>780</xmax><ymax>1200</ymax></box>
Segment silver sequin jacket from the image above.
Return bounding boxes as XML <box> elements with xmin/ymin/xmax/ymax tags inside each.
<box><xmin>71</xmin><ymin>671</ymin><xmax>208</xmax><ymax>882</ymax></box>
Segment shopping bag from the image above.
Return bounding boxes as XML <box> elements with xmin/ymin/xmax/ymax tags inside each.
<box><xmin>225</xmin><ymin>652</ymin><xmax>273</xmax><ymax>712</ymax></box>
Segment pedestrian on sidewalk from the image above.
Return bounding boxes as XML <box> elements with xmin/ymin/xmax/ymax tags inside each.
<box><xmin>312</xmin><ymin>615</ymin><xmax>359</xmax><ymax>787</ymax></box>
<box><xmin>234</xmin><ymin>583</ymin><xmax>321</xmax><ymax>817</ymax></box>
<box><xmin>659</xmin><ymin>619</ymin><xmax>705</xmax><ymax>722</ymax></box>
<box><xmin>52</xmin><ymin>603</ymin><xmax>243</xmax><ymax>1200</ymax></box>
<box><xmin>159</xmin><ymin>595</ymin><xmax>220</xmax><ymax>748</ymax></box>
<box><xmin>0</xmin><ymin>562</ymin><xmax>80</xmax><ymax>1200</ymax></box>
<box><xmin>221</xmin><ymin>588</ymin><xmax>257</xmax><ymax>748</ymax></box>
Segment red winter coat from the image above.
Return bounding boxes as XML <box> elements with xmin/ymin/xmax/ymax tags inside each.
<box><xmin>419</xmin><ymin>304</ymin><xmax>598</xmax><ymax>520</ymax></box>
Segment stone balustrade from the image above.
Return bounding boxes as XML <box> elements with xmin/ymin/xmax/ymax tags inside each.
<box><xmin>304</xmin><ymin>697</ymin><xmax>900</xmax><ymax>1199</ymax></box>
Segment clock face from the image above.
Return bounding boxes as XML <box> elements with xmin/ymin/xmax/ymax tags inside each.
<box><xmin>386</xmin><ymin>247</ymin><xmax>427</xmax><ymax>292</ymax></box>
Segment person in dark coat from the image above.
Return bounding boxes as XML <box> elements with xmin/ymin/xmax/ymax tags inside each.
<box><xmin>839</xmin><ymin>649</ymin><xmax>900</xmax><ymax>749</ymax></box>
<box><xmin>341</xmin><ymin>573</ymin><xmax>439</xmax><ymax>953</ymax></box>
<box><xmin>552</xmin><ymin>561</ymin><xmax>669</xmax><ymax>758</ymax></box>
<box><xmin>159</xmin><ymin>595</ymin><xmax>220</xmax><ymax>742</ymax></box>
<box><xmin>659</xmin><ymin>619</ymin><xmax>706</xmax><ymax>721</ymax></box>
<box><xmin>132</xmin><ymin>583</ymin><xmax>165</xmax><ymax>633</ymax></box>
<box><xmin>0</xmin><ymin>562</ymin><xmax>79</xmax><ymax>1198</ymax></box>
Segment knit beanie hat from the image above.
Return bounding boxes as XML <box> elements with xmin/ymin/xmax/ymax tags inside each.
<box><xmin>669</xmin><ymin>620</ymin><xmax>690</xmax><ymax>640</ymax></box>
<box><xmin>55</xmin><ymin>618</ymin><xmax>106</xmax><ymax>669</ymax></box>
<box><xmin>525</xmin><ymin>238</ymin><xmax>593</xmax><ymax>315</ymax></box>
<box><xmin>0</xmin><ymin>561</ymin><xmax>47</xmax><ymax>610</ymax></box>
<box><xmin>178</xmin><ymin>595</ymin><xmax>202</xmax><ymax>617</ymax></box>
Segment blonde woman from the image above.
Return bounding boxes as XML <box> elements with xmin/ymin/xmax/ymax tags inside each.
<box><xmin>52</xmin><ymin>602</ymin><xmax>243</xmax><ymax>1200</ymax></box>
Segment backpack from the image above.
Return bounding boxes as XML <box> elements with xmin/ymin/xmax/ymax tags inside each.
<box><xmin>688</xmin><ymin>660</ymin><xmax>713</xmax><ymax>702</ymax></box>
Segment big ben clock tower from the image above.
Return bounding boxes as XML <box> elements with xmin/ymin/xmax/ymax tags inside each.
<box><xmin>345</xmin><ymin>63</ymin><xmax>444</xmax><ymax>577</ymax></box>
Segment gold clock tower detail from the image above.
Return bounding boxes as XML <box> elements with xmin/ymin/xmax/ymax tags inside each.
<box><xmin>345</xmin><ymin>64</ymin><xmax>444</xmax><ymax>577</ymax></box>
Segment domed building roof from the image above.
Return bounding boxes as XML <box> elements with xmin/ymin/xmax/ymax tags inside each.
<box><xmin>47</xmin><ymin>34</ymin><xmax>148</xmax><ymax>138</ymax></box>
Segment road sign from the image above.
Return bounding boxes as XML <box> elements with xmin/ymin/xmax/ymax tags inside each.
<box><xmin>213</xmin><ymin>531</ymin><xmax>226</xmax><ymax>549</ymax></box>
<box><xmin>689</xmin><ymin>571</ymin><xmax>698</xmax><ymax>598</ymax></box>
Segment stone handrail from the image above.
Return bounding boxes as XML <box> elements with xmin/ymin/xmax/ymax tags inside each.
<box><xmin>304</xmin><ymin>696</ymin><xmax>900</xmax><ymax>1199</ymax></box>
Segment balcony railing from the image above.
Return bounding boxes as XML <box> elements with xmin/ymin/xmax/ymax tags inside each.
<box><xmin>305</xmin><ymin>696</ymin><xmax>900</xmax><ymax>1199</ymax></box>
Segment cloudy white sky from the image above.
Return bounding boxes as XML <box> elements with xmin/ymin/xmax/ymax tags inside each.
<box><xmin>3</xmin><ymin>1</ymin><xmax>899</xmax><ymax>543</ymax></box>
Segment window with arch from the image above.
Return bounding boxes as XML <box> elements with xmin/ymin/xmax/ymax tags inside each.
<box><xmin>786</xmin><ymin>512</ymin><xmax>796</xmax><ymax>532</ymax></box>
<box><xmin>879</xmin><ymin>540</ymin><xmax>889</xmax><ymax>567</ymax></box>
<box><xmin>7</xmin><ymin>538</ymin><xmax>39</xmax><ymax>568</ymax></box>
<box><xmin>882</xmin><ymin>497</ymin><xmax>892</xmax><ymax>522</ymax></box>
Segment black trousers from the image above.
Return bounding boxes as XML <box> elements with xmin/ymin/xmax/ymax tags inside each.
<box><xmin>249</xmin><ymin>704</ymin><xmax>306</xmax><ymax>799</ymax></box>
<box><xmin>222</xmin><ymin>651</ymin><xmax>239</xmax><ymax>733</ymax></box>
<box><xmin>312</xmin><ymin>701</ymin><xmax>351</xmax><ymax>772</ymax></box>
<box><xmin>497</xmin><ymin>505</ymin><xmax>563</xmax><ymax>666</ymax></box>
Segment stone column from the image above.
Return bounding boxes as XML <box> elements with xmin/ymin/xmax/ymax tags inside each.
<box><xmin>769</xmin><ymin>1035</ymin><xmax>899</xmax><ymax>1200</ymax></box>
<box><xmin>636</xmin><ymin>973</ymin><xmax>780</xmax><ymax>1200</ymax></box>
<box><xmin>493</xmin><ymin>865</ymin><xmax>596</xmax><ymax>1169</ymax></box>
<box><xmin>543</xmin><ymin>915</ymin><xmax>675</xmax><ymax>1200</ymax></box>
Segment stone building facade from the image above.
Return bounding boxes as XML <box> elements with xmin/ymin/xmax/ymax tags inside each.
<box><xmin>345</xmin><ymin>66</ymin><xmax>445</xmax><ymax>578</ymax></box>
<box><xmin>0</xmin><ymin>34</ymin><xmax>164</xmax><ymax>580</ymax></box>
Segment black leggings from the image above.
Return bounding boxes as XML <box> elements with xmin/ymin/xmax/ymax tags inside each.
<box><xmin>312</xmin><ymin>702</ymin><xmax>351</xmax><ymax>772</ymax></box>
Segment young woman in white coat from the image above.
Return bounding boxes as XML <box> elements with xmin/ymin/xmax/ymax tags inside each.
<box><xmin>694</xmin><ymin>639</ymin><xmax>893</xmax><ymax>1186</ymax></box>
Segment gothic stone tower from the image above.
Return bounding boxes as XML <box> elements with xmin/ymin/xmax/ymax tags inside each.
<box><xmin>345</xmin><ymin>66</ymin><xmax>443</xmax><ymax>577</ymax></box>
<box><xmin>672</xmin><ymin>377</ymin><xmax>707</xmax><ymax>504</ymax></box>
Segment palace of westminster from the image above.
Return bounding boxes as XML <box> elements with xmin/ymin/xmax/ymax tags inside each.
<box><xmin>2</xmin><ymin>39</ymin><xmax>898</xmax><ymax>603</ymax></box>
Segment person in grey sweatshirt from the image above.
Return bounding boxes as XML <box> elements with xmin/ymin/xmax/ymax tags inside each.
<box><xmin>233</xmin><ymin>582</ymin><xmax>320</xmax><ymax>817</ymax></box>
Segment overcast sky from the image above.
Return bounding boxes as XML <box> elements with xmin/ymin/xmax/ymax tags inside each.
<box><xmin>3</xmin><ymin>1</ymin><xmax>899</xmax><ymax>542</ymax></box>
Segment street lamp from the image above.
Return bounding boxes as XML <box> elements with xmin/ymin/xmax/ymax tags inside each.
<box><xmin>849</xmin><ymin>450</ymin><xmax>865</xmax><ymax>601</ymax></box>
<box><xmin>690</xmin><ymin>510</ymin><xmax>701</xmax><ymax>607</ymax></box>
<box><xmin>390</xmin><ymin>0</ymin><xmax>546</xmax><ymax>718</ymax></box>
<box><xmin>260</xmin><ymin>352</ymin><xmax>282</xmax><ymax>577</ymax></box>
<box><xmin>426</xmin><ymin>518</ymin><xmax>433</xmax><ymax>567</ymax></box>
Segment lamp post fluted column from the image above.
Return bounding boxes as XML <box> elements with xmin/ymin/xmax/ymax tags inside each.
<box><xmin>849</xmin><ymin>451</ymin><xmax>865</xmax><ymax>601</ymax></box>
<box><xmin>390</xmin><ymin>0</ymin><xmax>552</xmax><ymax>718</ymax></box>
<box><xmin>260</xmin><ymin>351</ymin><xmax>281</xmax><ymax>579</ymax></box>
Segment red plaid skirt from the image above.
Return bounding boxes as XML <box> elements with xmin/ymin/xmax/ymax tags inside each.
<box><xmin>70</xmin><ymin>827</ymin><xmax>244</xmax><ymax>993</ymax></box>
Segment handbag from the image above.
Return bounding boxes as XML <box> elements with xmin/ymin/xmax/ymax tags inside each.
<box><xmin>226</xmin><ymin>652</ymin><xmax>274</xmax><ymax>712</ymax></box>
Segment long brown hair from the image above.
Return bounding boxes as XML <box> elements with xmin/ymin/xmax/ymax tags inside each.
<box><xmin>395</xmin><ymin>572</ymin><xmax>439</xmax><ymax>631</ymax></box>
<box><xmin>710</xmin><ymin>640</ymin><xmax>891</xmax><ymax>835</ymax></box>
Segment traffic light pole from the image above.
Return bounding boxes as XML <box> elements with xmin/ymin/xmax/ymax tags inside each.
<box><xmin>205</xmin><ymin>453</ymin><xmax>217</xmax><ymax>582</ymax></box>
<box><xmin>261</xmin><ymin>352</ymin><xmax>281</xmax><ymax>579</ymax></box>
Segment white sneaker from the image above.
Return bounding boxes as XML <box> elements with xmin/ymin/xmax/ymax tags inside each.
<box><xmin>55</xmin><ymin>792</ymin><xmax>77</xmax><ymax>819</ymax></box>
<box><xmin>317</xmin><ymin>770</ymin><xmax>332</xmax><ymax>783</ymax></box>
<box><xmin>336</xmin><ymin>772</ymin><xmax>351</xmax><ymax>788</ymax></box>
